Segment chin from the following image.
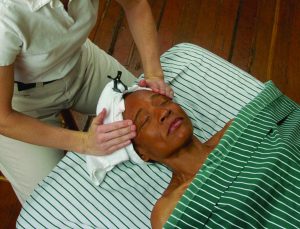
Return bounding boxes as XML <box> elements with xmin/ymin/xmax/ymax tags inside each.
<box><xmin>171</xmin><ymin>126</ymin><xmax>193</xmax><ymax>151</ymax></box>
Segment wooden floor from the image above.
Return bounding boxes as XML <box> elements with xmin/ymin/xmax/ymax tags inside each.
<box><xmin>1</xmin><ymin>0</ymin><xmax>299</xmax><ymax>228</ymax></box>
<box><xmin>0</xmin><ymin>177</ymin><xmax>21</xmax><ymax>229</ymax></box>
<box><xmin>91</xmin><ymin>0</ymin><xmax>300</xmax><ymax>103</ymax></box>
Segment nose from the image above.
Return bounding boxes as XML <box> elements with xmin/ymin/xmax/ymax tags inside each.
<box><xmin>158</xmin><ymin>109</ymin><xmax>171</xmax><ymax>123</ymax></box>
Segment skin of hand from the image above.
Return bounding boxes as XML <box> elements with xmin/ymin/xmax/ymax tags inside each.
<box><xmin>83</xmin><ymin>108</ymin><xmax>136</xmax><ymax>156</ymax></box>
<box><xmin>138</xmin><ymin>78</ymin><xmax>174</xmax><ymax>98</ymax></box>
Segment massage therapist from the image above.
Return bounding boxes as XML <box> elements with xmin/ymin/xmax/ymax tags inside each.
<box><xmin>0</xmin><ymin>0</ymin><xmax>172</xmax><ymax>204</ymax></box>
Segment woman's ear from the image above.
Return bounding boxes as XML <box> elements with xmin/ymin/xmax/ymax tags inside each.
<box><xmin>140</xmin><ymin>153</ymin><xmax>151</xmax><ymax>162</ymax></box>
<box><xmin>136</xmin><ymin>146</ymin><xmax>151</xmax><ymax>162</ymax></box>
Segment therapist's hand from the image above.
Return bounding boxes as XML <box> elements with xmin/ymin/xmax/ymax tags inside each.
<box><xmin>83</xmin><ymin>108</ymin><xmax>136</xmax><ymax>156</ymax></box>
<box><xmin>138</xmin><ymin>77</ymin><xmax>174</xmax><ymax>98</ymax></box>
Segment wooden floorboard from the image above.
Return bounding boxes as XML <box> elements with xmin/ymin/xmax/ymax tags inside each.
<box><xmin>230</xmin><ymin>0</ymin><xmax>259</xmax><ymax>71</ymax></box>
<box><xmin>1</xmin><ymin>0</ymin><xmax>300</xmax><ymax>228</ymax></box>
<box><xmin>0</xmin><ymin>177</ymin><xmax>21</xmax><ymax>229</ymax></box>
<box><xmin>158</xmin><ymin>0</ymin><xmax>186</xmax><ymax>52</ymax></box>
<box><xmin>97</xmin><ymin>0</ymin><xmax>300</xmax><ymax>105</ymax></box>
<box><xmin>247</xmin><ymin>0</ymin><xmax>277</xmax><ymax>82</ymax></box>
<box><xmin>94</xmin><ymin>0</ymin><xmax>123</xmax><ymax>54</ymax></box>
<box><xmin>271</xmin><ymin>0</ymin><xmax>300</xmax><ymax>102</ymax></box>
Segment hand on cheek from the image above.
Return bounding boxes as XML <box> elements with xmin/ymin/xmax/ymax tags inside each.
<box><xmin>83</xmin><ymin>108</ymin><xmax>136</xmax><ymax>155</ymax></box>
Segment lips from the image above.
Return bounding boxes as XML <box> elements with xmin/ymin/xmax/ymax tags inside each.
<box><xmin>168</xmin><ymin>118</ymin><xmax>183</xmax><ymax>135</ymax></box>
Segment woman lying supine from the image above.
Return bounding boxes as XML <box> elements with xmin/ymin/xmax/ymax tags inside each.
<box><xmin>123</xmin><ymin>89</ymin><xmax>233</xmax><ymax>228</ymax></box>
<box><xmin>123</xmin><ymin>83</ymin><xmax>300</xmax><ymax>229</ymax></box>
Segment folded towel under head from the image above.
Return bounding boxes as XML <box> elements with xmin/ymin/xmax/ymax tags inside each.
<box><xmin>86</xmin><ymin>78</ymin><xmax>151</xmax><ymax>186</ymax></box>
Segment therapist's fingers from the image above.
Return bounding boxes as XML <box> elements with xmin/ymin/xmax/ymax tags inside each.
<box><xmin>85</xmin><ymin>109</ymin><xmax>136</xmax><ymax>156</ymax></box>
<box><xmin>97</xmin><ymin>124</ymin><xmax>136</xmax><ymax>142</ymax></box>
<box><xmin>91</xmin><ymin>108</ymin><xmax>106</xmax><ymax>125</ymax></box>
<box><xmin>101</xmin><ymin>131</ymin><xmax>136</xmax><ymax>153</ymax></box>
<box><xmin>165</xmin><ymin>85</ymin><xmax>174</xmax><ymax>98</ymax></box>
<box><xmin>138</xmin><ymin>79</ymin><xmax>147</xmax><ymax>87</ymax></box>
<box><xmin>96</xmin><ymin>119</ymin><xmax>134</xmax><ymax>133</ymax></box>
<box><xmin>105</xmin><ymin>140</ymin><xmax>132</xmax><ymax>154</ymax></box>
<box><xmin>139</xmin><ymin>78</ymin><xmax>174</xmax><ymax>98</ymax></box>
<box><xmin>96</xmin><ymin>123</ymin><xmax>136</xmax><ymax>154</ymax></box>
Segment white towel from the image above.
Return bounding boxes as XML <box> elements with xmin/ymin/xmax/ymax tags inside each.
<box><xmin>86</xmin><ymin>80</ymin><xmax>150</xmax><ymax>186</ymax></box>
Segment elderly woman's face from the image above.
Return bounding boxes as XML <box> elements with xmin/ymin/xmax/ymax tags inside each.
<box><xmin>123</xmin><ymin>90</ymin><xmax>193</xmax><ymax>162</ymax></box>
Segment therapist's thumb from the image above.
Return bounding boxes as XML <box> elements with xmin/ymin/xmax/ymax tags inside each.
<box><xmin>92</xmin><ymin>108</ymin><xmax>106</xmax><ymax>126</ymax></box>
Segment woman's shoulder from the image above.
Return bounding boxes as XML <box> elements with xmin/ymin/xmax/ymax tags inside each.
<box><xmin>151</xmin><ymin>177</ymin><xmax>193</xmax><ymax>228</ymax></box>
<box><xmin>151</xmin><ymin>193</ymin><xmax>178</xmax><ymax>229</ymax></box>
<box><xmin>206</xmin><ymin>119</ymin><xmax>234</xmax><ymax>146</ymax></box>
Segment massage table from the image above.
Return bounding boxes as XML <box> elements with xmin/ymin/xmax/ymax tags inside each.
<box><xmin>18</xmin><ymin>43</ymin><xmax>298</xmax><ymax>228</ymax></box>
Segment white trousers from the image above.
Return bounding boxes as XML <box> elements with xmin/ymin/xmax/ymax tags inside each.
<box><xmin>0</xmin><ymin>40</ymin><xmax>136</xmax><ymax>204</ymax></box>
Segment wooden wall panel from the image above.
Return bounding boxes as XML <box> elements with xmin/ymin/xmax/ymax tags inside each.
<box><xmin>286</xmin><ymin>0</ymin><xmax>300</xmax><ymax>103</ymax></box>
<box><xmin>231</xmin><ymin>0</ymin><xmax>277</xmax><ymax>82</ymax></box>
<box><xmin>175</xmin><ymin>0</ymin><xmax>239</xmax><ymax>59</ymax></box>
<box><xmin>111</xmin><ymin>17</ymin><xmax>134</xmax><ymax>68</ymax></box>
<box><xmin>158</xmin><ymin>0</ymin><xmax>186</xmax><ymax>52</ymax></box>
<box><xmin>173</xmin><ymin>0</ymin><xmax>202</xmax><ymax>46</ymax></box>
<box><xmin>207</xmin><ymin>0</ymin><xmax>239</xmax><ymax>59</ymax></box>
<box><xmin>125</xmin><ymin>0</ymin><xmax>167</xmax><ymax>76</ymax></box>
<box><xmin>93</xmin><ymin>0</ymin><xmax>123</xmax><ymax>53</ymax></box>
<box><xmin>230</xmin><ymin>0</ymin><xmax>259</xmax><ymax>71</ymax></box>
<box><xmin>92</xmin><ymin>0</ymin><xmax>300</xmax><ymax>101</ymax></box>
<box><xmin>249</xmin><ymin>0</ymin><xmax>278</xmax><ymax>82</ymax></box>
<box><xmin>89</xmin><ymin>0</ymin><xmax>108</xmax><ymax>41</ymax></box>
<box><xmin>270</xmin><ymin>0</ymin><xmax>300</xmax><ymax>102</ymax></box>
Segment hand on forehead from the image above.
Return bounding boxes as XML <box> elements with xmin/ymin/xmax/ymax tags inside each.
<box><xmin>123</xmin><ymin>90</ymin><xmax>171</xmax><ymax>121</ymax></box>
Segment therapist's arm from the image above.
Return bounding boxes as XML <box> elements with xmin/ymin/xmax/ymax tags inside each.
<box><xmin>0</xmin><ymin>64</ymin><xmax>135</xmax><ymax>155</ymax></box>
<box><xmin>116</xmin><ymin>0</ymin><xmax>173</xmax><ymax>98</ymax></box>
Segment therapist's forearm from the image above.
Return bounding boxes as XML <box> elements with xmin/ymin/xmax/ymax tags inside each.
<box><xmin>120</xmin><ymin>0</ymin><xmax>163</xmax><ymax>78</ymax></box>
<box><xmin>0</xmin><ymin>111</ymin><xmax>85</xmax><ymax>153</ymax></box>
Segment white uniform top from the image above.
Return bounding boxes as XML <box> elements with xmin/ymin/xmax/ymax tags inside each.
<box><xmin>0</xmin><ymin>0</ymin><xmax>98</xmax><ymax>83</ymax></box>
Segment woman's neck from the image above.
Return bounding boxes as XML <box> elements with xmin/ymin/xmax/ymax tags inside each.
<box><xmin>163</xmin><ymin>120</ymin><xmax>233</xmax><ymax>184</ymax></box>
<box><xmin>162</xmin><ymin>136</ymin><xmax>214</xmax><ymax>183</ymax></box>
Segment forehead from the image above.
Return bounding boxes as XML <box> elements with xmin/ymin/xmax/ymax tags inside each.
<box><xmin>125</xmin><ymin>90</ymin><xmax>155</xmax><ymax>101</ymax></box>
<box><xmin>125</xmin><ymin>90</ymin><xmax>154</xmax><ymax>103</ymax></box>
<box><xmin>123</xmin><ymin>90</ymin><xmax>156</xmax><ymax>118</ymax></box>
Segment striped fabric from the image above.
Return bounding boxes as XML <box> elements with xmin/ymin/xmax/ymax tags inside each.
<box><xmin>17</xmin><ymin>43</ymin><xmax>264</xmax><ymax>228</ymax></box>
<box><xmin>165</xmin><ymin>81</ymin><xmax>300</xmax><ymax>229</ymax></box>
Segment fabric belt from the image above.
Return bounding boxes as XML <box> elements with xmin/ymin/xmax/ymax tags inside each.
<box><xmin>15</xmin><ymin>80</ymin><xmax>56</xmax><ymax>91</ymax></box>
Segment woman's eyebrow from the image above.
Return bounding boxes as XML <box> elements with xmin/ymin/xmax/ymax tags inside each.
<box><xmin>150</xmin><ymin>93</ymin><xmax>162</xmax><ymax>101</ymax></box>
<box><xmin>150</xmin><ymin>93</ymin><xmax>166</xmax><ymax>105</ymax></box>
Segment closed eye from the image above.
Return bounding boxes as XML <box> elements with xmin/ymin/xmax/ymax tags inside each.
<box><xmin>137</xmin><ymin>115</ymin><xmax>150</xmax><ymax>134</ymax></box>
<box><xmin>140</xmin><ymin>116</ymin><xmax>149</xmax><ymax>129</ymax></box>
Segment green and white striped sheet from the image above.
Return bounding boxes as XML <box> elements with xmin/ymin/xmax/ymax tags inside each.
<box><xmin>17</xmin><ymin>43</ymin><xmax>264</xmax><ymax>228</ymax></box>
<box><xmin>165</xmin><ymin>81</ymin><xmax>300</xmax><ymax>229</ymax></box>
